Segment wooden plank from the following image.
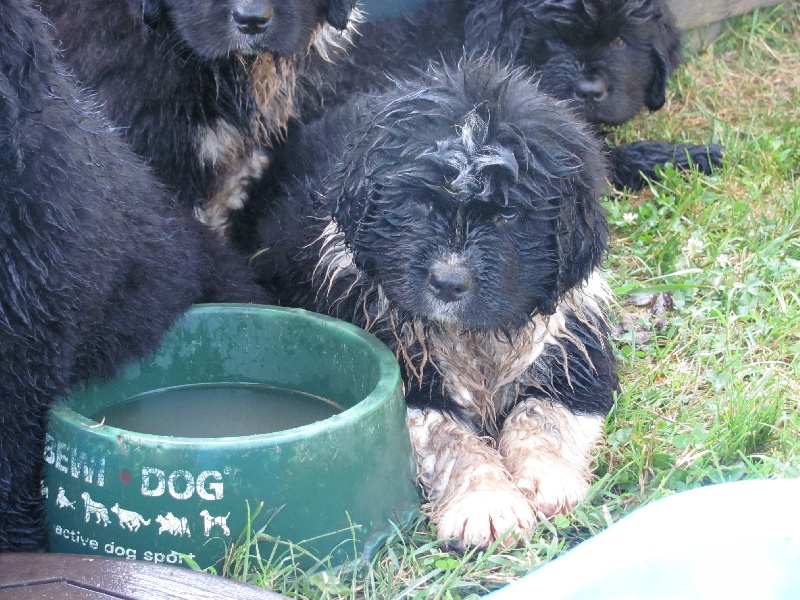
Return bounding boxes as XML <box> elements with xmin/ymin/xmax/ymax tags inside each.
<box><xmin>0</xmin><ymin>553</ymin><xmax>289</xmax><ymax>600</ymax></box>
<box><xmin>668</xmin><ymin>0</ymin><xmax>784</xmax><ymax>29</ymax></box>
<box><xmin>0</xmin><ymin>581</ymin><xmax>112</xmax><ymax>599</ymax></box>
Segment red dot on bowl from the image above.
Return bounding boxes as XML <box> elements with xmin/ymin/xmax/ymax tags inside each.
<box><xmin>119</xmin><ymin>470</ymin><xmax>132</xmax><ymax>484</ymax></box>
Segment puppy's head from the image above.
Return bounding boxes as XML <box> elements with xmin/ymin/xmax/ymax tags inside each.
<box><xmin>466</xmin><ymin>0</ymin><xmax>682</xmax><ymax>125</ymax></box>
<box><xmin>330</xmin><ymin>58</ymin><xmax>609</xmax><ymax>331</ymax></box>
<box><xmin>134</xmin><ymin>0</ymin><xmax>356</xmax><ymax>59</ymax></box>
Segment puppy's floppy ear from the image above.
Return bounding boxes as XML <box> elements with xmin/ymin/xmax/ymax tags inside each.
<box><xmin>644</xmin><ymin>46</ymin><xmax>669</xmax><ymax>111</ymax></box>
<box><xmin>324</xmin><ymin>0</ymin><xmax>356</xmax><ymax>31</ymax></box>
<box><xmin>326</xmin><ymin>101</ymin><xmax>382</xmax><ymax>241</ymax></box>
<box><xmin>646</xmin><ymin>1</ymin><xmax>684</xmax><ymax>111</ymax></box>
<box><xmin>332</xmin><ymin>159</ymin><xmax>370</xmax><ymax>238</ymax></box>
<box><xmin>555</xmin><ymin>153</ymin><xmax>610</xmax><ymax>295</ymax></box>
<box><xmin>655</xmin><ymin>0</ymin><xmax>684</xmax><ymax>72</ymax></box>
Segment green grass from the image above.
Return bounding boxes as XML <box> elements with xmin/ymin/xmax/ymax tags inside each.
<box><xmin>208</xmin><ymin>4</ymin><xmax>800</xmax><ymax>597</ymax></box>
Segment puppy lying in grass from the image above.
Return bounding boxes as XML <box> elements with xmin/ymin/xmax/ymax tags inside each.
<box><xmin>244</xmin><ymin>57</ymin><xmax>619</xmax><ymax>548</ymax></box>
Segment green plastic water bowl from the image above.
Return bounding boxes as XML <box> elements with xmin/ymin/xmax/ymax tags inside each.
<box><xmin>44</xmin><ymin>305</ymin><xmax>419</xmax><ymax>569</ymax></box>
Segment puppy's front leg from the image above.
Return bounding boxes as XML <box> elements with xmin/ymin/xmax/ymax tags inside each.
<box><xmin>407</xmin><ymin>407</ymin><xmax>536</xmax><ymax>549</ymax></box>
<box><xmin>499</xmin><ymin>399</ymin><xmax>604</xmax><ymax>517</ymax></box>
<box><xmin>607</xmin><ymin>141</ymin><xmax>724</xmax><ymax>190</ymax></box>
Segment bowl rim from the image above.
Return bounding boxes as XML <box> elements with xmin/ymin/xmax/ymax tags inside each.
<box><xmin>50</xmin><ymin>304</ymin><xmax>404</xmax><ymax>447</ymax></box>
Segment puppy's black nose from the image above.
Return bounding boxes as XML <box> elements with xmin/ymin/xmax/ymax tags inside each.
<box><xmin>429</xmin><ymin>263</ymin><xmax>472</xmax><ymax>303</ymax></box>
<box><xmin>575</xmin><ymin>77</ymin><xmax>608</xmax><ymax>103</ymax></box>
<box><xmin>232</xmin><ymin>1</ymin><xmax>274</xmax><ymax>35</ymax></box>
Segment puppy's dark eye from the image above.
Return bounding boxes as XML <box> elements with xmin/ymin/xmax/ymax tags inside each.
<box><xmin>611</xmin><ymin>36</ymin><xmax>626</xmax><ymax>48</ymax></box>
<box><xmin>497</xmin><ymin>206</ymin><xmax>517</xmax><ymax>221</ymax></box>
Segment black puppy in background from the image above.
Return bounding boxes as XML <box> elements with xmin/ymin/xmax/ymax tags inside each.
<box><xmin>1</xmin><ymin>0</ymin><xmax>267</xmax><ymax>551</ymax></box>
<box><xmin>299</xmin><ymin>0</ymin><xmax>723</xmax><ymax>191</ymax></box>
<box><xmin>37</xmin><ymin>0</ymin><xmax>358</xmax><ymax>231</ymax></box>
<box><xmin>249</xmin><ymin>58</ymin><xmax>618</xmax><ymax>548</ymax></box>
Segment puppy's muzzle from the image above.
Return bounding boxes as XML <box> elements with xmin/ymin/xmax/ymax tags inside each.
<box><xmin>428</xmin><ymin>260</ymin><xmax>473</xmax><ymax>303</ymax></box>
<box><xmin>574</xmin><ymin>76</ymin><xmax>608</xmax><ymax>103</ymax></box>
<box><xmin>232</xmin><ymin>0</ymin><xmax>274</xmax><ymax>35</ymax></box>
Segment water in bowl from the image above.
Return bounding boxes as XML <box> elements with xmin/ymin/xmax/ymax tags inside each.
<box><xmin>91</xmin><ymin>383</ymin><xmax>344</xmax><ymax>437</ymax></box>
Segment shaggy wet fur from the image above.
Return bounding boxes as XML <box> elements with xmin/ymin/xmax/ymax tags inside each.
<box><xmin>299</xmin><ymin>0</ymin><xmax>722</xmax><ymax>191</ymax></box>
<box><xmin>246</xmin><ymin>59</ymin><xmax>618</xmax><ymax>547</ymax></box>
<box><xmin>1</xmin><ymin>0</ymin><xmax>267</xmax><ymax>551</ymax></box>
<box><xmin>37</xmin><ymin>0</ymin><xmax>358</xmax><ymax>230</ymax></box>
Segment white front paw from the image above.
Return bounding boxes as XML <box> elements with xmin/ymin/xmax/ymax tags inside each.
<box><xmin>513</xmin><ymin>458</ymin><xmax>591</xmax><ymax>518</ymax></box>
<box><xmin>434</xmin><ymin>488</ymin><xmax>536</xmax><ymax>549</ymax></box>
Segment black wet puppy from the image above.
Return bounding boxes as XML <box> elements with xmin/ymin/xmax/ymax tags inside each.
<box><xmin>1</xmin><ymin>0</ymin><xmax>267</xmax><ymax>552</ymax></box>
<box><xmin>299</xmin><ymin>0</ymin><xmax>722</xmax><ymax>191</ymax></box>
<box><xmin>250</xmin><ymin>58</ymin><xmax>618</xmax><ymax>548</ymax></box>
<box><xmin>37</xmin><ymin>0</ymin><xmax>357</xmax><ymax>230</ymax></box>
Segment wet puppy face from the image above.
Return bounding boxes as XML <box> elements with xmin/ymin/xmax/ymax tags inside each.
<box><xmin>333</xmin><ymin>63</ymin><xmax>610</xmax><ymax>331</ymax></box>
<box><xmin>139</xmin><ymin>0</ymin><xmax>354</xmax><ymax>58</ymax></box>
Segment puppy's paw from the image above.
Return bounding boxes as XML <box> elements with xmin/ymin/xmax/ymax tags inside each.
<box><xmin>680</xmin><ymin>143</ymin><xmax>724</xmax><ymax>174</ymax></box>
<box><xmin>511</xmin><ymin>456</ymin><xmax>591</xmax><ymax>518</ymax></box>
<box><xmin>608</xmin><ymin>141</ymin><xmax>724</xmax><ymax>190</ymax></box>
<box><xmin>433</xmin><ymin>487</ymin><xmax>536</xmax><ymax>549</ymax></box>
<box><xmin>500</xmin><ymin>403</ymin><xmax>603</xmax><ymax>518</ymax></box>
